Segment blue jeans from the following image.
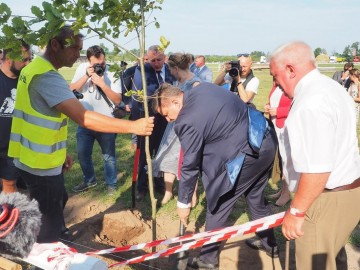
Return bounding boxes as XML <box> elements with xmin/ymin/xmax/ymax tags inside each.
<box><xmin>76</xmin><ymin>126</ymin><xmax>117</xmax><ymax>188</ymax></box>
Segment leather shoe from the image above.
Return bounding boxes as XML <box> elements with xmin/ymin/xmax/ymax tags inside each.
<box><xmin>245</xmin><ymin>237</ymin><xmax>279</xmax><ymax>258</ymax></box>
<box><xmin>187</xmin><ymin>257</ymin><xmax>219</xmax><ymax>270</ymax></box>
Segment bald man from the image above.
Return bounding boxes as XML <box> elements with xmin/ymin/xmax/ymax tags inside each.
<box><xmin>215</xmin><ymin>54</ymin><xmax>260</xmax><ymax>105</ymax></box>
<box><xmin>270</xmin><ymin>41</ymin><xmax>360</xmax><ymax>270</ymax></box>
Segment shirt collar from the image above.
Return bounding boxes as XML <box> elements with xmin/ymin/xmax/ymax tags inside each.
<box><xmin>293</xmin><ymin>68</ymin><xmax>319</xmax><ymax>100</ymax></box>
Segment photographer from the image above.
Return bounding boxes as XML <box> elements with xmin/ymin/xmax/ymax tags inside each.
<box><xmin>69</xmin><ymin>45</ymin><xmax>122</xmax><ymax>195</ymax></box>
<box><xmin>214</xmin><ymin>54</ymin><xmax>259</xmax><ymax>105</ymax></box>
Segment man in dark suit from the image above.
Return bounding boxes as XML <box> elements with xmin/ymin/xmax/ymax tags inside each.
<box><xmin>132</xmin><ymin>45</ymin><xmax>174</xmax><ymax>200</ymax></box>
<box><xmin>153</xmin><ymin>82</ymin><xmax>278</xmax><ymax>269</ymax></box>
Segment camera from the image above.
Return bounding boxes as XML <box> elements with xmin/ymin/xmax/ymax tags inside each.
<box><xmin>228</xmin><ymin>60</ymin><xmax>242</xmax><ymax>77</ymax></box>
<box><xmin>93</xmin><ymin>64</ymin><xmax>105</xmax><ymax>76</ymax></box>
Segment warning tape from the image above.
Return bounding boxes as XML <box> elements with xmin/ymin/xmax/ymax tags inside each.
<box><xmin>86</xmin><ymin>211</ymin><xmax>285</xmax><ymax>267</ymax></box>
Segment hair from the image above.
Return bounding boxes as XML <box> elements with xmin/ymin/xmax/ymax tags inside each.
<box><xmin>46</xmin><ymin>25</ymin><xmax>84</xmax><ymax>49</ymax></box>
<box><xmin>152</xmin><ymin>83</ymin><xmax>183</xmax><ymax>113</ymax></box>
<box><xmin>196</xmin><ymin>55</ymin><xmax>205</xmax><ymax>61</ymax></box>
<box><xmin>86</xmin><ymin>45</ymin><xmax>105</xmax><ymax>60</ymax></box>
<box><xmin>168</xmin><ymin>53</ymin><xmax>192</xmax><ymax>70</ymax></box>
<box><xmin>270</xmin><ymin>41</ymin><xmax>316</xmax><ymax>69</ymax></box>
<box><xmin>349</xmin><ymin>68</ymin><xmax>360</xmax><ymax>78</ymax></box>
<box><xmin>3</xmin><ymin>40</ymin><xmax>31</xmax><ymax>59</ymax></box>
<box><xmin>147</xmin><ymin>45</ymin><xmax>162</xmax><ymax>54</ymax></box>
<box><xmin>344</xmin><ymin>62</ymin><xmax>354</xmax><ymax>71</ymax></box>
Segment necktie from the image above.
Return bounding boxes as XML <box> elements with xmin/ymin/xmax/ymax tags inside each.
<box><xmin>157</xmin><ymin>71</ymin><xmax>164</xmax><ymax>85</ymax></box>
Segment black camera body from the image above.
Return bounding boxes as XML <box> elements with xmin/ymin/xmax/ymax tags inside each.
<box><xmin>228</xmin><ymin>60</ymin><xmax>242</xmax><ymax>77</ymax></box>
<box><xmin>93</xmin><ymin>64</ymin><xmax>105</xmax><ymax>76</ymax></box>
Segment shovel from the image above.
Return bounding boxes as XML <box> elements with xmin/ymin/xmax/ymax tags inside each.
<box><xmin>174</xmin><ymin>221</ymin><xmax>188</xmax><ymax>270</ymax></box>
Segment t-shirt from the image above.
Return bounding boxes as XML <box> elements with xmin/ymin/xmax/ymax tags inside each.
<box><xmin>71</xmin><ymin>63</ymin><xmax>122</xmax><ymax>117</ymax></box>
<box><xmin>14</xmin><ymin>70</ymin><xmax>76</xmax><ymax>176</ymax></box>
<box><xmin>224</xmin><ymin>73</ymin><xmax>260</xmax><ymax>103</ymax></box>
<box><xmin>0</xmin><ymin>69</ymin><xmax>18</xmax><ymax>154</ymax></box>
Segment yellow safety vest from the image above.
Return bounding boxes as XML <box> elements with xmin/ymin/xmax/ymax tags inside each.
<box><xmin>8</xmin><ymin>56</ymin><xmax>68</xmax><ymax>169</ymax></box>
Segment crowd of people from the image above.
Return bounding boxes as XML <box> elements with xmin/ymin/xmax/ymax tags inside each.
<box><xmin>0</xmin><ymin>25</ymin><xmax>359</xmax><ymax>270</ymax></box>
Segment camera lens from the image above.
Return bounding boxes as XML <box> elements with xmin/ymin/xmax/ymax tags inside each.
<box><xmin>93</xmin><ymin>64</ymin><xmax>104</xmax><ymax>76</ymax></box>
<box><xmin>229</xmin><ymin>68</ymin><xmax>239</xmax><ymax>77</ymax></box>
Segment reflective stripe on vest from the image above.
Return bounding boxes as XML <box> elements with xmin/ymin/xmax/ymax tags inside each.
<box><xmin>8</xmin><ymin>56</ymin><xmax>68</xmax><ymax>169</ymax></box>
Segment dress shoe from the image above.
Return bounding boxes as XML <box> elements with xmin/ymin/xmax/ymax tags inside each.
<box><xmin>187</xmin><ymin>257</ymin><xmax>219</xmax><ymax>270</ymax></box>
<box><xmin>245</xmin><ymin>237</ymin><xmax>279</xmax><ymax>258</ymax></box>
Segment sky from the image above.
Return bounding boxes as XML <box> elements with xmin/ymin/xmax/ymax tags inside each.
<box><xmin>2</xmin><ymin>0</ymin><xmax>360</xmax><ymax>56</ymax></box>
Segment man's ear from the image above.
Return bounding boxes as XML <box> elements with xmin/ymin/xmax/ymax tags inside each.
<box><xmin>286</xmin><ymin>64</ymin><xmax>296</xmax><ymax>79</ymax></box>
<box><xmin>50</xmin><ymin>39</ymin><xmax>61</xmax><ymax>51</ymax></box>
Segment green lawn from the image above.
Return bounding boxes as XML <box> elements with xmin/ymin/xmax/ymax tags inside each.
<box><xmin>59</xmin><ymin>62</ymin><xmax>360</xmax><ymax>248</ymax></box>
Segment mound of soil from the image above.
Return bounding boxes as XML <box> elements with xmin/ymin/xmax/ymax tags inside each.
<box><xmin>63</xmin><ymin>195</ymin><xmax>360</xmax><ymax>270</ymax></box>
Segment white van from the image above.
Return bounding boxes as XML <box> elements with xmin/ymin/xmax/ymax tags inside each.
<box><xmin>329</xmin><ymin>56</ymin><xmax>337</xmax><ymax>63</ymax></box>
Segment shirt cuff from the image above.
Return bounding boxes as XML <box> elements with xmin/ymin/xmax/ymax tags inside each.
<box><xmin>177</xmin><ymin>201</ymin><xmax>191</xmax><ymax>209</ymax></box>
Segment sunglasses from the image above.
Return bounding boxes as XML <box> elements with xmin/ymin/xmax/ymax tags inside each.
<box><xmin>237</xmin><ymin>53</ymin><xmax>250</xmax><ymax>57</ymax></box>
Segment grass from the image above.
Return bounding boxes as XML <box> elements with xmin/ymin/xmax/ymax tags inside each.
<box><xmin>59</xmin><ymin>62</ymin><xmax>360</xmax><ymax>252</ymax></box>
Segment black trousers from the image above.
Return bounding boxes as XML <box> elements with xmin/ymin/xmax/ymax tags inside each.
<box><xmin>19</xmin><ymin>169</ymin><xmax>68</xmax><ymax>243</ymax></box>
<box><xmin>200</xmin><ymin>128</ymin><xmax>278</xmax><ymax>265</ymax></box>
<box><xmin>136</xmin><ymin>113</ymin><xmax>167</xmax><ymax>193</ymax></box>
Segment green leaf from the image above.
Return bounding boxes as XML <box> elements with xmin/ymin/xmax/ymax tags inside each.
<box><xmin>31</xmin><ymin>6</ymin><xmax>43</xmax><ymax>18</ymax></box>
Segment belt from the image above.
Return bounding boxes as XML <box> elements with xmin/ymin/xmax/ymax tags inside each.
<box><xmin>324</xmin><ymin>177</ymin><xmax>360</xmax><ymax>192</ymax></box>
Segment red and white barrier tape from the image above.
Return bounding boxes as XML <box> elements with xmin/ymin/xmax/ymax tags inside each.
<box><xmin>88</xmin><ymin>211</ymin><xmax>285</xmax><ymax>267</ymax></box>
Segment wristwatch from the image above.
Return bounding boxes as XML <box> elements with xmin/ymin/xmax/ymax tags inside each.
<box><xmin>289</xmin><ymin>207</ymin><xmax>305</xmax><ymax>217</ymax></box>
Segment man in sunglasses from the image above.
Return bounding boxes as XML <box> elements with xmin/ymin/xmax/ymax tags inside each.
<box><xmin>0</xmin><ymin>40</ymin><xmax>31</xmax><ymax>194</ymax></box>
<box><xmin>214</xmin><ymin>53</ymin><xmax>260</xmax><ymax>106</ymax></box>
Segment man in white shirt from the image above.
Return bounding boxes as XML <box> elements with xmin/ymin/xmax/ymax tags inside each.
<box><xmin>270</xmin><ymin>41</ymin><xmax>360</xmax><ymax>270</ymax></box>
<box><xmin>70</xmin><ymin>45</ymin><xmax>122</xmax><ymax>195</ymax></box>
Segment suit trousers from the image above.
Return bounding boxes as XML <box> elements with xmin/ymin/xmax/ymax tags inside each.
<box><xmin>19</xmin><ymin>169</ymin><xmax>68</xmax><ymax>243</ymax></box>
<box><xmin>295</xmin><ymin>186</ymin><xmax>360</xmax><ymax>270</ymax></box>
<box><xmin>199</xmin><ymin>128</ymin><xmax>278</xmax><ymax>265</ymax></box>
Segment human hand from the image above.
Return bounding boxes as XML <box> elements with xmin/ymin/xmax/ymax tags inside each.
<box><xmin>264</xmin><ymin>104</ymin><xmax>270</xmax><ymax>113</ymax></box>
<box><xmin>62</xmin><ymin>154</ymin><xmax>73</xmax><ymax>172</ymax></box>
<box><xmin>177</xmin><ymin>207</ymin><xmax>191</xmax><ymax>226</ymax></box>
<box><xmin>91</xmin><ymin>73</ymin><xmax>106</xmax><ymax>89</ymax></box>
<box><xmin>134</xmin><ymin>117</ymin><xmax>154</xmax><ymax>136</ymax></box>
<box><xmin>268</xmin><ymin>107</ymin><xmax>277</xmax><ymax>117</ymax></box>
<box><xmin>281</xmin><ymin>210</ymin><xmax>305</xmax><ymax>240</ymax></box>
<box><xmin>86</xmin><ymin>65</ymin><xmax>94</xmax><ymax>77</ymax></box>
<box><xmin>125</xmin><ymin>104</ymin><xmax>131</xmax><ymax>112</ymax></box>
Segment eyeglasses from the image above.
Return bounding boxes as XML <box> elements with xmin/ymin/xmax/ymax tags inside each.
<box><xmin>237</xmin><ymin>53</ymin><xmax>250</xmax><ymax>57</ymax></box>
<box><xmin>20</xmin><ymin>57</ymin><xmax>32</xmax><ymax>63</ymax></box>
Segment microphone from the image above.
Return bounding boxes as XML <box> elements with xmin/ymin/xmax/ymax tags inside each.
<box><xmin>0</xmin><ymin>192</ymin><xmax>41</xmax><ymax>258</ymax></box>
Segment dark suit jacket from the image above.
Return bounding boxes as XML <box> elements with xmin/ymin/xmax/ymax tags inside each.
<box><xmin>121</xmin><ymin>64</ymin><xmax>137</xmax><ymax>106</ymax></box>
<box><xmin>131</xmin><ymin>62</ymin><xmax>174</xmax><ymax>119</ymax></box>
<box><xmin>174</xmin><ymin>83</ymin><xmax>256</xmax><ymax>212</ymax></box>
